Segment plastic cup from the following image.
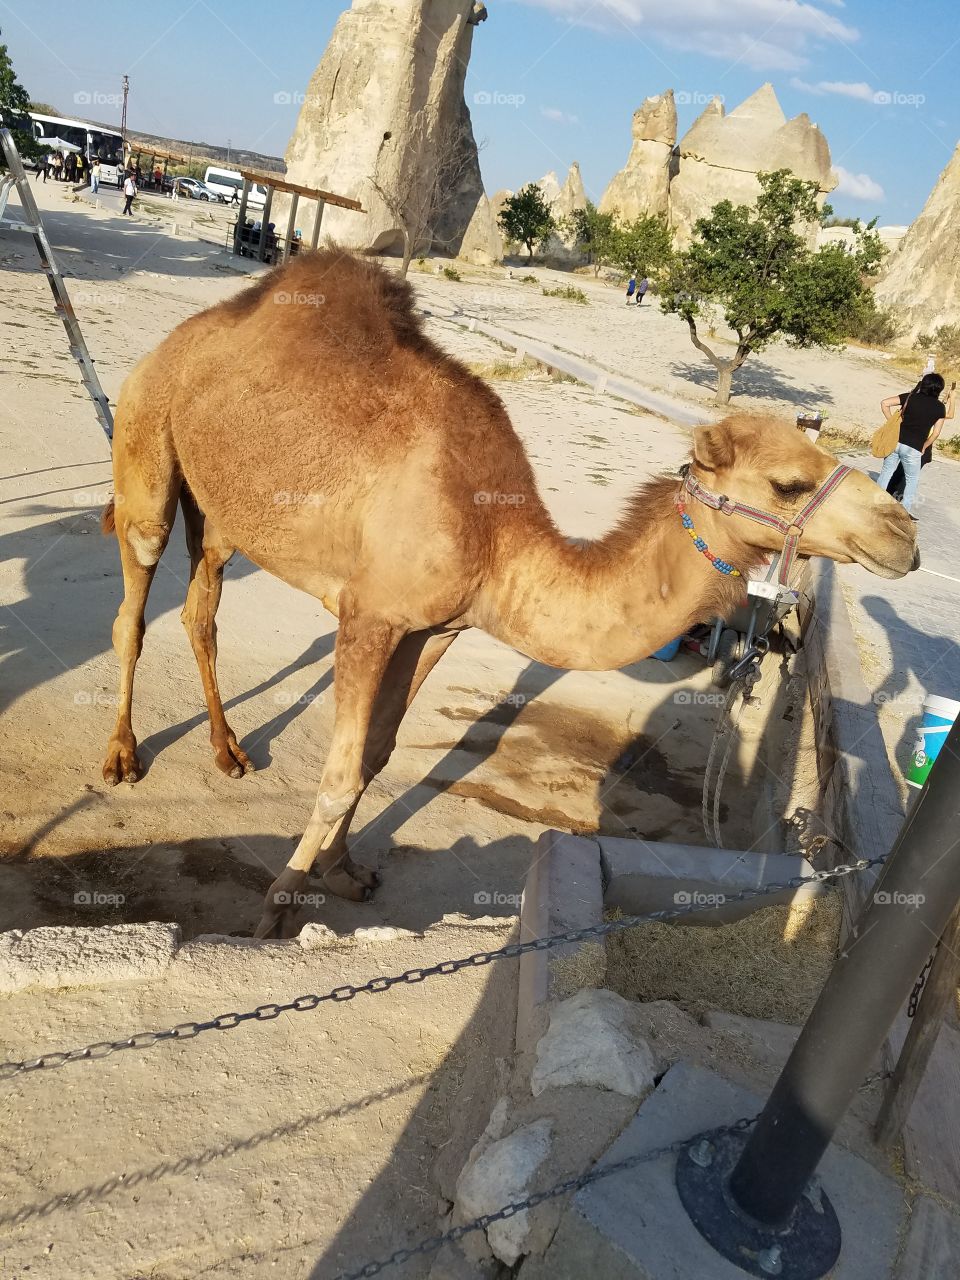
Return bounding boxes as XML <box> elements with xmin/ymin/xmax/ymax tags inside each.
<box><xmin>907</xmin><ymin>694</ymin><xmax>960</xmax><ymax>789</ymax></box>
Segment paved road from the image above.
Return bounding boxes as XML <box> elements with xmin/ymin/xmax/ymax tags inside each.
<box><xmin>836</xmin><ymin>452</ymin><xmax>960</xmax><ymax>792</ymax></box>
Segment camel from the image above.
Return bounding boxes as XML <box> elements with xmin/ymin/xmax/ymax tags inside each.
<box><xmin>100</xmin><ymin>248</ymin><xmax>918</xmax><ymax>937</ymax></box>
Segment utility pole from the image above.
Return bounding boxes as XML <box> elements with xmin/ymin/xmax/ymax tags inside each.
<box><xmin>227</xmin><ymin>137</ymin><xmax>231</xmax><ymax>164</ymax></box>
<box><xmin>120</xmin><ymin>74</ymin><xmax>129</xmax><ymax>137</ymax></box>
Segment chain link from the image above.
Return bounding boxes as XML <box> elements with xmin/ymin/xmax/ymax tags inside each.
<box><xmin>908</xmin><ymin>943</ymin><xmax>939</xmax><ymax>1017</ymax></box>
<box><xmin>334</xmin><ymin>1115</ymin><xmax>760</xmax><ymax>1280</ymax></box>
<box><xmin>0</xmin><ymin>854</ymin><xmax>888</xmax><ymax>1081</ymax></box>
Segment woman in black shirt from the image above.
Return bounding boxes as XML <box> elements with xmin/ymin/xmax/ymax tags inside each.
<box><xmin>878</xmin><ymin>373</ymin><xmax>955</xmax><ymax>517</ymax></box>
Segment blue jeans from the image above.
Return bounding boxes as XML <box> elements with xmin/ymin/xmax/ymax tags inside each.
<box><xmin>877</xmin><ymin>442</ymin><xmax>922</xmax><ymax>512</ymax></box>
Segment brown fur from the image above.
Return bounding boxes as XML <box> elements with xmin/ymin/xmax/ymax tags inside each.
<box><xmin>98</xmin><ymin>247</ymin><xmax>919</xmax><ymax>934</ymax></box>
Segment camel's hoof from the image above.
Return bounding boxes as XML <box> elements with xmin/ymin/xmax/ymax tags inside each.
<box><xmin>253</xmin><ymin>868</ymin><xmax>309</xmax><ymax>938</ymax></box>
<box><xmin>346</xmin><ymin>862</ymin><xmax>380</xmax><ymax>891</ymax></box>
<box><xmin>323</xmin><ymin>865</ymin><xmax>374</xmax><ymax>903</ymax></box>
<box><xmin>213</xmin><ymin>735</ymin><xmax>254</xmax><ymax>779</ymax></box>
<box><xmin>102</xmin><ymin>739</ymin><xmax>141</xmax><ymax>786</ymax></box>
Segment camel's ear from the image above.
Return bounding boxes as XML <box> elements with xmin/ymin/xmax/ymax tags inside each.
<box><xmin>692</xmin><ymin>424</ymin><xmax>735</xmax><ymax>472</ymax></box>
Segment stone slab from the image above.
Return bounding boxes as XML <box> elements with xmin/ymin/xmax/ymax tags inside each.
<box><xmin>0</xmin><ymin>923</ymin><xmax>181</xmax><ymax>994</ymax></box>
<box><xmin>599</xmin><ymin>837</ymin><xmax>826</xmax><ymax>926</ymax></box>
<box><xmin>521</xmin><ymin>1062</ymin><xmax>906</xmax><ymax>1280</ymax></box>
<box><xmin>516</xmin><ymin>831</ymin><xmax>605</xmax><ymax>1057</ymax></box>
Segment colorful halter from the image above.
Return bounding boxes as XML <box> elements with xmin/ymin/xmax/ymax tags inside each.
<box><xmin>677</xmin><ymin>462</ymin><xmax>853</xmax><ymax>585</ymax></box>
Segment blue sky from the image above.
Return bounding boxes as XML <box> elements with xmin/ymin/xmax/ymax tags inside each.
<box><xmin>5</xmin><ymin>0</ymin><xmax>958</xmax><ymax>225</ymax></box>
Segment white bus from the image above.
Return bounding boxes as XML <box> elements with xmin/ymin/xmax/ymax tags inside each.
<box><xmin>28</xmin><ymin>112</ymin><xmax>126</xmax><ymax>185</ymax></box>
<box><xmin>204</xmin><ymin>166</ymin><xmax>267</xmax><ymax>207</ymax></box>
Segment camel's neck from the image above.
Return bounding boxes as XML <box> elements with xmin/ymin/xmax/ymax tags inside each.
<box><xmin>468</xmin><ymin>477</ymin><xmax>760</xmax><ymax>671</ymax></box>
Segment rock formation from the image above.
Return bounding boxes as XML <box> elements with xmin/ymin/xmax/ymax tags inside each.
<box><xmin>535</xmin><ymin>162</ymin><xmax>588</xmax><ymax>262</ymax></box>
<box><xmin>279</xmin><ymin>0</ymin><xmax>486</xmax><ymax>253</ymax></box>
<box><xmin>599</xmin><ymin>90</ymin><xmax>676</xmax><ymax>221</ymax></box>
<box><xmin>458</xmin><ymin>191</ymin><xmax>503</xmax><ymax>265</ymax></box>
<box><xmin>669</xmin><ymin>83</ymin><xmax>836</xmax><ymax>244</ymax></box>
<box><xmin>874</xmin><ymin>143</ymin><xmax>960</xmax><ymax>338</ymax></box>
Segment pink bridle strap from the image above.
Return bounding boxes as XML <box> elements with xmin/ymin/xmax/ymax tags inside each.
<box><xmin>681</xmin><ymin>464</ymin><xmax>853</xmax><ymax>586</ymax></box>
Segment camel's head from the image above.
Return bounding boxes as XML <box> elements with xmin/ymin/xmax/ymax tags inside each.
<box><xmin>690</xmin><ymin>416</ymin><xmax>919</xmax><ymax>579</ymax></box>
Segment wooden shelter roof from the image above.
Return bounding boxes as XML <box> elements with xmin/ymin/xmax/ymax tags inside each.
<box><xmin>238</xmin><ymin>167</ymin><xmax>363</xmax><ymax>212</ymax></box>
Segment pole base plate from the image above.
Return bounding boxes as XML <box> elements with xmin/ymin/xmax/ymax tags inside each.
<box><xmin>675</xmin><ymin>1131</ymin><xmax>841</xmax><ymax>1279</ymax></box>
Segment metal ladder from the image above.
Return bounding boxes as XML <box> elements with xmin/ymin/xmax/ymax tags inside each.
<box><xmin>0</xmin><ymin>128</ymin><xmax>113</xmax><ymax>442</ymax></box>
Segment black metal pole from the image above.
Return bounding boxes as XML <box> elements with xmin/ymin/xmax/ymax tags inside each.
<box><xmin>729</xmin><ymin>717</ymin><xmax>960</xmax><ymax>1225</ymax></box>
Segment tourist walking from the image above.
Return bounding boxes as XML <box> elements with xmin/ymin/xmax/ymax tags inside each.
<box><xmin>877</xmin><ymin>374</ymin><xmax>956</xmax><ymax>517</ymax></box>
<box><xmin>90</xmin><ymin>160</ymin><xmax>101</xmax><ymax>195</ymax></box>
<box><xmin>122</xmin><ymin>171</ymin><xmax>137</xmax><ymax>216</ymax></box>
<box><xmin>39</xmin><ymin>152</ymin><xmax>52</xmax><ymax>182</ymax></box>
<box><xmin>625</xmin><ymin>274</ymin><xmax>637</xmax><ymax>305</ymax></box>
<box><xmin>636</xmin><ymin>276</ymin><xmax>650</xmax><ymax>307</ymax></box>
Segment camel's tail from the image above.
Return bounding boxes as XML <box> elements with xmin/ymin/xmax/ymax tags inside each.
<box><xmin>101</xmin><ymin>499</ymin><xmax>116</xmax><ymax>536</ymax></box>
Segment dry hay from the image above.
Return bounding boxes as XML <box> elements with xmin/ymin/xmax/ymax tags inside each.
<box><xmin>605</xmin><ymin>891</ymin><xmax>842</xmax><ymax>1024</ymax></box>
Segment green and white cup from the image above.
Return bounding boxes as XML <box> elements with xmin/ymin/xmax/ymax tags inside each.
<box><xmin>907</xmin><ymin>694</ymin><xmax>960</xmax><ymax>789</ymax></box>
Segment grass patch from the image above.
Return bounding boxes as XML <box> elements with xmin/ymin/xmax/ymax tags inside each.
<box><xmin>520</xmin><ymin>274</ymin><xmax>538</xmax><ymax>285</ymax></box>
<box><xmin>467</xmin><ymin>357</ymin><xmax>539</xmax><ymax>381</ymax></box>
<box><xmin>543</xmin><ymin>285</ymin><xmax>589</xmax><ymax>304</ymax></box>
<box><xmin>442</xmin><ymin>266</ymin><xmax>462</xmax><ymax>282</ymax></box>
<box><xmin>818</xmin><ymin>425</ymin><xmax>870</xmax><ymax>455</ymax></box>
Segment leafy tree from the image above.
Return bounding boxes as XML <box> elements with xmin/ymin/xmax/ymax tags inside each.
<box><xmin>563</xmin><ymin>201</ymin><xmax>617</xmax><ymax>274</ymax></box>
<box><xmin>660</xmin><ymin>170</ymin><xmax>884</xmax><ymax>405</ymax></box>
<box><xmin>498</xmin><ymin>184</ymin><xmax>556</xmax><ymax>258</ymax></box>
<box><xmin>607</xmin><ymin>213</ymin><xmax>673</xmax><ymax>280</ymax></box>
<box><xmin>0</xmin><ymin>28</ymin><xmax>42</xmax><ymax>163</ymax></box>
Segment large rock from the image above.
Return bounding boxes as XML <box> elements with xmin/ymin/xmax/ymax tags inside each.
<box><xmin>279</xmin><ymin>0</ymin><xmax>486</xmax><ymax>253</ymax></box>
<box><xmin>531</xmin><ymin>989</ymin><xmax>660</xmax><ymax>1098</ymax></box>
<box><xmin>457</xmin><ymin>192</ymin><xmax>502</xmax><ymax>264</ymax></box>
<box><xmin>669</xmin><ymin>83</ymin><xmax>835</xmax><ymax>245</ymax></box>
<box><xmin>455</xmin><ymin>1119</ymin><xmax>553</xmax><ymax>1264</ymax></box>
<box><xmin>536</xmin><ymin>161</ymin><xmax>588</xmax><ymax>262</ymax></box>
<box><xmin>599</xmin><ymin>90</ymin><xmax>676</xmax><ymax>221</ymax></box>
<box><xmin>874</xmin><ymin>143</ymin><xmax>960</xmax><ymax>339</ymax></box>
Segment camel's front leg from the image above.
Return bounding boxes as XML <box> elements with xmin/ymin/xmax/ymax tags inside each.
<box><xmin>254</xmin><ymin>599</ymin><xmax>405</xmax><ymax>938</ymax></box>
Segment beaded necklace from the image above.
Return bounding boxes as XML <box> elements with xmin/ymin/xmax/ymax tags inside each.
<box><xmin>676</xmin><ymin>496</ymin><xmax>741</xmax><ymax>577</ymax></box>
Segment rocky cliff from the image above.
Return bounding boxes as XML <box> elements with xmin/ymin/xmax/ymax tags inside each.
<box><xmin>280</xmin><ymin>0</ymin><xmax>485</xmax><ymax>253</ymax></box>
<box><xmin>669</xmin><ymin>84</ymin><xmax>836</xmax><ymax>244</ymax></box>
<box><xmin>599</xmin><ymin>91</ymin><xmax>676</xmax><ymax>221</ymax></box>
<box><xmin>874</xmin><ymin>143</ymin><xmax>960</xmax><ymax>338</ymax></box>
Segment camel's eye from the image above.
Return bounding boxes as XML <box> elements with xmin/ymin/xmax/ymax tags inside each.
<box><xmin>771</xmin><ymin>479</ymin><xmax>815</xmax><ymax>501</ymax></box>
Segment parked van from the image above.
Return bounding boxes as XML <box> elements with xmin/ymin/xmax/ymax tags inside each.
<box><xmin>204</xmin><ymin>166</ymin><xmax>267</xmax><ymax>207</ymax></box>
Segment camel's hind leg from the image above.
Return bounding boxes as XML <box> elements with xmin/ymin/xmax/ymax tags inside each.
<box><xmin>179</xmin><ymin>488</ymin><xmax>253</xmax><ymax>778</ymax></box>
<box><xmin>102</xmin><ymin>441</ymin><xmax>179</xmax><ymax>785</ymax></box>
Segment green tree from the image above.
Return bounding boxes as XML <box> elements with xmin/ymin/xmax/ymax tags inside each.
<box><xmin>0</xmin><ymin>29</ymin><xmax>42</xmax><ymax>163</ymax></box>
<box><xmin>498</xmin><ymin>184</ymin><xmax>556</xmax><ymax>258</ymax></box>
<box><xmin>661</xmin><ymin>169</ymin><xmax>884</xmax><ymax>405</ymax></box>
<box><xmin>563</xmin><ymin>201</ymin><xmax>617</xmax><ymax>274</ymax></box>
<box><xmin>607</xmin><ymin>213</ymin><xmax>674</xmax><ymax>280</ymax></box>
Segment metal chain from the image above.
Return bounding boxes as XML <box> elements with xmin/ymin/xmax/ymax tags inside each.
<box><xmin>908</xmin><ymin>943</ymin><xmax>940</xmax><ymax>1017</ymax></box>
<box><xmin>334</xmin><ymin>1115</ymin><xmax>760</xmax><ymax>1280</ymax></box>
<box><xmin>0</xmin><ymin>854</ymin><xmax>888</xmax><ymax>1081</ymax></box>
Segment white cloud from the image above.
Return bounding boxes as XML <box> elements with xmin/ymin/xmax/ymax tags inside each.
<box><xmin>791</xmin><ymin>77</ymin><xmax>877</xmax><ymax>102</ymax></box>
<box><xmin>517</xmin><ymin>0</ymin><xmax>859</xmax><ymax>72</ymax></box>
<box><xmin>540</xmin><ymin>106</ymin><xmax>580</xmax><ymax>124</ymax></box>
<box><xmin>834</xmin><ymin>166</ymin><xmax>885</xmax><ymax>201</ymax></box>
